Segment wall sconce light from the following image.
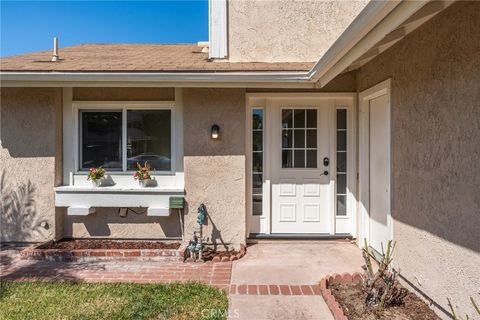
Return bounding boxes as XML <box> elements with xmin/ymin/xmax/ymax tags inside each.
<box><xmin>211</xmin><ymin>124</ymin><xmax>220</xmax><ymax>139</ymax></box>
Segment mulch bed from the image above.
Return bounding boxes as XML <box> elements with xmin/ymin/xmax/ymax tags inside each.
<box><xmin>201</xmin><ymin>246</ymin><xmax>243</xmax><ymax>262</ymax></box>
<box><xmin>43</xmin><ymin>239</ymin><xmax>181</xmax><ymax>250</ymax></box>
<box><xmin>329</xmin><ymin>281</ymin><xmax>440</xmax><ymax>320</ymax></box>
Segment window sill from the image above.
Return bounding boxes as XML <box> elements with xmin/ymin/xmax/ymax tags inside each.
<box><xmin>54</xmin><ymin>185</ymin><xmax>184</xmax><ymax>209</ymax></box>
<box><xmin>55</xmin><ymin>185</ymin><xmax>184</xmax><ymax>194</ymax></box>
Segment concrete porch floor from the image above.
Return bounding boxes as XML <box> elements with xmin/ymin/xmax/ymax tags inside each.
<box><xmin>228</xmin><ymin>240</ymin><xmax>364</xmax><ymax>320</ymax></box>
<box><xmin>231</xmin><ymin>240</ymin><xmax>364</xmax><ymax>285</ymax></box>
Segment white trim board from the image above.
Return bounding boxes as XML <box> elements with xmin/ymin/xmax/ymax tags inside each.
<box><xmin>358</xmin><ymin>78</ymin><xmax>393</xmax><ymax>249</ymax></box>
<box><xmin>208</xmin><ymin>0</ymin><xmax>228</xmax><ymax>59</ymax></box>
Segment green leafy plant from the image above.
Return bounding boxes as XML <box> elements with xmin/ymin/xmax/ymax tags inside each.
<box><xmin>362</xmin><ymin>239</ymin><xmax>407</xmax><ymax>313</ymax></box>
<box><xmin>133</xmin><ymin>161</ymin><xmax>151</xmax><ymax>181</ymax></box>
<box><xmin>87</xmin><ymin>167</ymin><xmax>106</xmax><ymax>182</ymax></box>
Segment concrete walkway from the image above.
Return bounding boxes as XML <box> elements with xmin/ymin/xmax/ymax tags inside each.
<box><xmin>228</xmin><ymin>240</ymin><xmax>364</xmax><ymax>320</ymax></box>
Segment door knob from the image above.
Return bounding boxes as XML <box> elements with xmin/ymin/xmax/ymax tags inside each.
<box><xmin>321</xmin><ymin>170</ymin><xmax>329</xmax><ymax>176</ymax></box>
<box><xmin>323</xmin><ymin>157</ymin><xmax>330</xmax><ymax>167</ymax></box>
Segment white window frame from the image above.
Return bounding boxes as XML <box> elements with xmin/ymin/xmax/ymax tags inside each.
<box><xmin>335</xmin><ymin>106</ymin><xmax>349</xmax><ymax>218</ymax></box>
<box><xmin>73</xmin><ymin>101</ymin><xmax>176</xmax><ymax>175</ymax></box>
<box><xmin>246</xmin><ymin>103</ymin><xmax>267</xmax><ymax>234</ymax></box>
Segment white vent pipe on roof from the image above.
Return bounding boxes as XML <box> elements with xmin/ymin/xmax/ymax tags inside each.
<box><xmin>51</xmin><ymin>37</ymin><xmax>59</xmax><ymax>62</ymax></box>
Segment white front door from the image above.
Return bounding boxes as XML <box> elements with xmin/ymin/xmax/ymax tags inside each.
<box><xmin>368</xmin><ymin>94</ymin><xmax>391</xmax><ymax>253</ymax></box>
<box><xmin>269</xmin><ymin>99</ymin><xmax>333</xmax><ymax>233</ymax></box>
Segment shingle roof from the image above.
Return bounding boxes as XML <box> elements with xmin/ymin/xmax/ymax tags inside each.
<box><xmin>0</xmin><ymin>44</ymin><xmax>314</xmax><ymax>72</ymax></box>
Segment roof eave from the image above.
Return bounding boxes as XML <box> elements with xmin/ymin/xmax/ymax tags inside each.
<box><xmin>0</xmin><ymin>0</ymin><xmax>450</xmax><ymax>89</ymax></box>
<box><xmin>311</xmin><ymin>0</ymin><xmax>455</xmax><ymax>87</ymax></box>
<box><xmin>0</xmin><ymin>71</ymin><xmax>315</xmax><ymax>88</ymax></box>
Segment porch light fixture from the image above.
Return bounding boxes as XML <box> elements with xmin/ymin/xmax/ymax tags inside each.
<box><xmin>211</xmin><ymin>124</ymin><xmax>220</xmax><ymax>139</ymax></box>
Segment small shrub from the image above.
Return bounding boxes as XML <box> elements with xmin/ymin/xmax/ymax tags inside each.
<box><xmin>361</xmin><ymin>239</ymin><xmax>408</xmax><ymax>313</ymax></box>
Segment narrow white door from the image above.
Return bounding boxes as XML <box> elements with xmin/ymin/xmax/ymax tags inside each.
<box><xmin>369</xmin><ymin>94</ymin><xmax>391</xmax><ymax>253</ymax></box>
<box><xmin>270</xmin><ymin>100</ymin><xmax>332</xmax><ymax>233</ymax></box>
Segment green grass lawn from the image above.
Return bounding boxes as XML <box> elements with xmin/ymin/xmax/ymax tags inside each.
<box><xmin>0</xmin><ymin>281</ymin><xmax>228</xmax><ymax>320</ymax></box>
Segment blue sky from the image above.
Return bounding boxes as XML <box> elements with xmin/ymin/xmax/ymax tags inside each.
<box><xmin>0</xmin><ymin>1</ymin><xmax>209</xmax><ymax>57</ymax></box>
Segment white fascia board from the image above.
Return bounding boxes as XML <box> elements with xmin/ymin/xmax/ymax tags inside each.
<box><xmin>0</xmin><ymin>80</ymin><xmax>317</xmax><ymax>89</ymax></box>
<box><xmin>0</xmin><ymin>71</ymin><xmax>314</xmax><ymax>88</ymax></box>
<box><xmin>0</xmin><ymin>71</ymin><xmax>309</xmax><ymax>82</ymax></box>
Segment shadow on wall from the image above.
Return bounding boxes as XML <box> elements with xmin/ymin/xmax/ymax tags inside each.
<box><xmin>0</xmin><ymin>170</ymin><xmax>49</xmax><ymax>241</ymax></box>
<box><xmin>64</xmin><ymin>207</ymin><xmax>182</xmax><ymax>239</ymax></box>
<box><xmin>355</xmin><ymin>1</ymin><xmax>480</xmax><ymax>255</ymax></box>
<box><xmin>205</xmin><ymin>206</ymin><xmax>228</xmax><ymax>251</ymax></box>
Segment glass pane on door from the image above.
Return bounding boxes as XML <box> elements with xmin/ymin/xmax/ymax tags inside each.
<box><xmin>281</xmin><ymin>109</ymin><xmax>317</xmax><ymax>169</ymax></box>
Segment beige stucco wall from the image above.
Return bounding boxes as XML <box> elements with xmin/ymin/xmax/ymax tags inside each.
<box><xmin>183</xmin><ymin>88</ymin><xmax>246</xmax><ymax>249</ymax></box>
<box><xmin>0</xmin><ymin>87</ymin><xmax>63</xmax><ymax>242</ymax></box>
<box><xmin>357</xmin><ymin>2</ymin><xmax>480</xmax><ymax>318</ymax></box>
<box><xmin>227</xmin><ymin>0</ymin><xmax>369</xmax><ymax>62</ymax></box>
<box><xmin>73</xmin><ymin>87</ymin><xmax>174</xmax><ymax>101</ymax></box>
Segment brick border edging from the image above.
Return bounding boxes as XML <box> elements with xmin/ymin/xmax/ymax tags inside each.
<box><xmin>228</xmin><ymin>284</ymin><xmax>322</xmax><ymax>296</ymax></box>
<box><xmin>21</xmin><ymin>240</ymin><xmax>187</xmax><ymax>262</ymax></box>
<box><xmin>19</xmin><ymin>241</ymin><xmax>246</xmax><ymax>264</ymax></box>
<box><xmin>319</xmin><ymin>272</ymin><xmax>363</xmax><ymax>320</ymax></box>
<box><xmin>184</xmin><ymin>244</ymin><xmax>247</xmax><ymax>263</ymax></box>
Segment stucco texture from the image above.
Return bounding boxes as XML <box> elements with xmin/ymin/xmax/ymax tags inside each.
<box><xmin>357</xmin><ymin>2</ymin><xmax>480</xmax><ymax>318</ymax></box>
<box><xmin>0</xmin><ymin>87</ymin><xmax>63</xmax><ymax>242</ymax></box>
<box><xmin>183</xmin><ymin>88</ymin><xmax>246</xmax><ymax>249</ymax></box>
<box><xmin>227</xmin><ymin>0</ymin><xmax>369</xmax><ymax>62</ymax></box>
<box><xmin>73</xmin><ymin>87</ymin><xmax>174</xmax><ymax>101</ymax></box>
<box><xmin>64</xmin><ymin>208</ymin><xmax>181</xmax><ymax>239</ymax></box>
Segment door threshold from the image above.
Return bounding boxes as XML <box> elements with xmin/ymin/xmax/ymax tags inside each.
<box><xmin>248</xmin><ymin>233</ymin><xmax>353</xmax><ymax>241</ymax></box>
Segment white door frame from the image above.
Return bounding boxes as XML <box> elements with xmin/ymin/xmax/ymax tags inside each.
<box><xmin>246</xmin><ymin>93</ymin><xmax>356</xmax><ymax>236</ymax></box>
<box><xmin>358</xmin><ymin>79</ymin><xmax>393</xmax><ymax>249</ymax></box>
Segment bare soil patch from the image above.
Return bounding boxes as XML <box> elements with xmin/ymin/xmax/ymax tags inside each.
<box><xmin>43</xmin><ymin>239</ymin><xmax>181</xmax><ymax>250</ymax></box>
<box><xmin>330</xmin><ymin>281</ymin><xmax>440</xmax><ymax>320</ymax></box>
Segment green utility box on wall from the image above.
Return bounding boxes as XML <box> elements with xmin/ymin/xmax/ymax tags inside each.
<box><xmin>169</xmin><ymin>197</ymin><xmax>184</xmax><ymax>209</ymax></box>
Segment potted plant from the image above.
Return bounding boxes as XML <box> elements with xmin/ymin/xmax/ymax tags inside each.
<box><xmin>87</xmin><ymin>167</ymin><xmax>107</xmax><ymax>187</ymax></box>
<box><xmin>133</xmin><ymin>161</ymin><xmax>154</xmax><ymax>187</ymax></box>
